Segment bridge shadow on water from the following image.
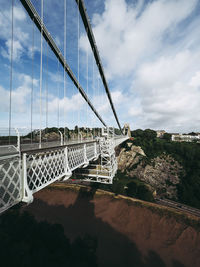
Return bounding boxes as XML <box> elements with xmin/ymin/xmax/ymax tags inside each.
<box><xmin>26</xmin><ymin>186</ymin><xmax>185</xmax><ymax>267</ymax></box>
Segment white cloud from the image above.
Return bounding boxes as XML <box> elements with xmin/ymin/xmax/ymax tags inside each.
<box><xmin>1</xmin><ymin>39</ymin><xmax>24</xmax><ymax>61</ymax></box>
<box><xmin>131</xmin><ymin>50</ymin><xmax>200</xmax><ymax>131</ymax></box>
<box><xmin>80</xmin><ymin>0</ymin><xmax>200</xmax><ymax>132</ymax></box>
<box><xmin>1</xmin><ymin>0</ymin><xmax>200</xmax><ymax>132</ymax></box>
<box><xmin>189</xmin><ymin>71</ymin><xmax>200</xmax><ymax>88</ymax></box>
<box><xmin>48</xmin><ymin>93</ymin><xmax>85</xmax><ymax>113</ymax></box>
<box><xmin>80</xmin><ymin>0</ymin><xmax>198</xmax><ymax>79</ymax></box>
<box><xmin>0</xmin><ymin>3</ymin><xmax>29</xmax><ymax>61</ymax></box>
<box><xmin>0</xmin><ymin>74</ymin><xmax>34</xmax><ymax>113</ymax></box>
<box><xmin>13</xmin><ymin>6</ymin><xmax>26</xmax><ymax>21</ymax></box>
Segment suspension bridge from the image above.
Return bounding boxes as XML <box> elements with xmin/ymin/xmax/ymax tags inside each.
<box><xmin>0</xmin><ymin>0</ymin><xmax>129</xmax><ymax>214</ymax></box>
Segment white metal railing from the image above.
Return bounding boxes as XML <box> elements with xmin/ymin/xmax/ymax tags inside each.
<box><xmin>0</xmin><ymin>129</ymin><xmax>128</xmax><ymax>214</ymax></box>
<box><xmin>0</xmin><ymin>154</ymin><xmax>22</xmax><ymax>213</ymax></box>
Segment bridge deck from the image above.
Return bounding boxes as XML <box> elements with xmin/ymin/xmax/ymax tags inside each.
<box><xmin>0</xmin><ymin>135</ymin><xmax>128</xmax><ymax>214</ymax></box>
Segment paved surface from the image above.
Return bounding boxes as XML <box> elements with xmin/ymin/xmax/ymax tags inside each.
<box><xmin>0</xmin><ymin>138</ymin><xmax>96</xmax><ymax>156</ymax></box>
<box><xmin>0</xmin><ymin>145</ymin><xmax>19</xmax><ymax>157</ymax></box>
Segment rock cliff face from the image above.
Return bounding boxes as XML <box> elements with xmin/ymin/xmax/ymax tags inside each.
<box><xmin>117</xmin><ymin>143</ymin><xmax>145</xmax><ymax>172</ymax></box>
<box><xmin>24</xmin><ymin>185</ymin><xmax>200</xmax><ymax>267</ymax></box>
<box><xmin>117</xmin><ymin>143</ymin><xmax>183</xmax><ymax>199</ymax></box>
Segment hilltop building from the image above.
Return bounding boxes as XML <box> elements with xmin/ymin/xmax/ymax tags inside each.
<box><xmin>156</xmin><ymin>130</ymin><xmax>166</xmax><ymax>138</ymax></box>
<box><xmin>171</xmin><ymin>133</ymin><xmax>200</xmax><ymax>142</ymax></box>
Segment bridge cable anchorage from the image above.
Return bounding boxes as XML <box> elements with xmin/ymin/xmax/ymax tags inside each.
<box><xmin>31</xmin><ymin>17</ymin><xmax>34</xmax><ymax>143</ymax></box>
<box><xmin>9</xmin><ymin>0</ymin><xmax>14</xmax><ymax>144</ymax></box>
<box><xmin>64</xmin><ymin>0</ymin><xmax>67</xmax><ymax>144</ymax></box>
<box><xmin>19</xmin><ymin>0</ymin><xmax>107</xmax><ymax>129</ymax></box>
<box><xmin>75</xmin><ymin>0</ymin><xmax>123</xmax><ymax>135</ymax></box>
<box><xmin>39</xmin><ymin>0</ymin><xmax>44</xmax><ymax>149</ymax></box>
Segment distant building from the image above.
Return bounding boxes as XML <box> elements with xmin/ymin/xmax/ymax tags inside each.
<box><xmin>171</xmin><ymin>133</ymin><xmax>200</xmax><ymax>142</ymax></box>
<box><xmin>156</xmin><ymin>130</ymin><xmax>166</xmax><ymax>138</ymax></box>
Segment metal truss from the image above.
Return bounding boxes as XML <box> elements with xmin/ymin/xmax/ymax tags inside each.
<box><xmin>76</xmin><ymin>138</ymin><xmax>117</xmax><ymax>184</ymax></box>
<box><xmin>74</xmin><ymin>128</ymin><xmax>123</xmax><ymax>184</ymax></box>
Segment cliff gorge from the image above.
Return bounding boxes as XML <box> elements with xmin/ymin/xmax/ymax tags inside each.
<box><xmin>24</xmin><ymin>184</ymin><xmax>200</xmax><ymax>267</ymax></box>
<box><xmin>117</xmin><ymin>142</ymin><xmax>183</xmax><ymax>199</ymax></box>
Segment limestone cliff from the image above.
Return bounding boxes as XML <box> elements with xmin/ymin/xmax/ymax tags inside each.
<box><xmin>117</xmin><ymin>142</ymin><xmax>183</xmax><ymax>199</ymax></box>
<box><xmin>117</xmin><ymin>143</ymin><xmax>145</xmax><ymax>172</ymax></box>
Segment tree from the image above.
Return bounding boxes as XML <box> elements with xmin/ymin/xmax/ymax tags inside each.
<box><xmin>74</xmin><ymin>125</ymin><xmax>78</xmax><ymax>134</ymax></box>
<box><xmin>126</xmin><ymin>181</ymin><xmax>137</xmax><ymax>197</ymax></box>
<box><xmin>131</xmin><ymin>129</ymin><xmax>144</xmax><ymax>138</ymax></box>
<box><xmin>163</xmin><ymin>133</ymin><xmax>171</xmax><ymax>141</ymax></box>
<box><xmin>143</xmin><ymin>129</ymin><xmax>157</xmax><ymax>140</ymax></box>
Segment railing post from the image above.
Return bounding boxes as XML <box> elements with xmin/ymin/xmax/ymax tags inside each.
<box><xmin>58</xmin><ymin>130</ymin><xmax>63</xmax><ymax>145</ymax></box>
<box><xmin>63</xmin><ymin>147</ymin><xmax>72</xmax><ymax>180</ymax></box>
<box><xmin>84</xmin><ymin>144</ymin><xmax>87</xmax><ymax>163</ymax></box>
<box><xmin>22</xmin><ymin>153</ymin><xmax>33</xmax><ymax>203</ymax></box>
<box><xmin>94</xmin><ymin>142</ymin><xmax>97</xmax><ymax>158</ymax></box>
<box><xmin>15</xmin><ymin>128</ymin><xmax>20</xmax><ymax>152</ymax></box>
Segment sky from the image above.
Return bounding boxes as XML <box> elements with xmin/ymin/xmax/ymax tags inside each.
<box><xmin>0</xmin><ymin>0</ymin><xmax>200</xmax><ymax>133</ymax></box>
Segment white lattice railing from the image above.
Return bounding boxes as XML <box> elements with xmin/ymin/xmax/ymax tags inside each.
<box><xmin>0</xmin><ymin>134</ymin><xmax>127</xmax><ymax>213</ymax></box>
<box><xmin>0</xmin><ymin>154</ymin><xmax>22</xmax><ymax>213</ymax></box>
<box><xmin>25</xmin><ymin>148</ymin><xmax>67</xmax><ymax>193</ymax></box>
<box><xmin>68</xmin><ymin>145</ymin><xmax>85</xmax><ymax>170</ymax></box>
<box><xmin>86</xmin><ymin>143</ymin><xmax>96</xmax><ymax>160</ymax></box>
<box><xmin>26</xmin><ymin>142</ymin><xmax>99</xmax><ymax>194</ymax></box>
<box><xmin>0</xmin><ymin>142</ymin><xmax>99</xmax><ymax>213</ymax></box>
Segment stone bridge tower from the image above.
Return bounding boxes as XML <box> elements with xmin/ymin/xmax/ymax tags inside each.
<box><xmin>123</xmin><ymin>124</ymin><xmax>131</xmax><ymax>137</ymax></box>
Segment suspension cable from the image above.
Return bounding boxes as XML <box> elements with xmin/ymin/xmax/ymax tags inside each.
<box><xmin>31</xmin><ymin>18</ymin><xmax>34</xmax><ymax>143</ymax></box>
<box><xmin>57</xmin><ymin>58</ymin><xmax>60</xmax><ymax>129</ymax></box>
<box><xmin>63</xmin><ymin>0</ymin><xmax>67</xmax><ymax>143</ymax></box>
<box><xmin>86</xmin><ymin>28</ymin><xmax>89</xmax><ymax>139</ymax></box>
<box><xmin>75</xmin><ymin>0</ymin><xmax>123</xmax><ymax>133</ymax></box>
<box><xmin>20</xmin><ymin>0</ymin><xmax>107</xmax><ymax>128</ymax></box>
<box><xmin>77</xmin><ymin>0</ymin><xmax>80</xmax><ymax>140</ymax></box>
<box><xmin>39</xmin><ymin>0</ymin><xmax>44</xmax><ymax>148</ymax></box>
<box><xmin>9</xmin><ymin>0</ymin><xmax>14</xmax><ymax>143</ymax></box>
<box><xmin>97</xmin><ymin>71</ymin><xmax>100</xmax><ymax>136</ymax></box>
<box><xmin>92</xmin><ymin>51</ymin><xmax>95</xmax><ymax>137</ymax></box>
<box><xmin>46</xmin><ymin>41</ymin><xmax>48</xmax><ymax>131</ymax></box>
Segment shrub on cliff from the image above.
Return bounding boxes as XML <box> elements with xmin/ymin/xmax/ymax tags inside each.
<box><xmin>126</xmin><ymin>180</ymin><xmax>154</xmax><ymax>202</ymax></box>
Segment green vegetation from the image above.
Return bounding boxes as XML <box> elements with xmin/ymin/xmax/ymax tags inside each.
<box><xmin>92</xmin><ymin>171</ymin><xmax>154</xmax><ymax>202</ymax></box>
<box><xmin>129</xmin><ymin>129</ymin><xmax>200</xmax><ymax>209</ymax></box>
<box><xmin>0</xmin><ymin>206</ymin><xmax>97</xmax><ymax>267</ymax></box>
<box><xmin>126</xmin><ymin>180</ymin><xmax>154</xmax><ymax>202</ymax></box>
